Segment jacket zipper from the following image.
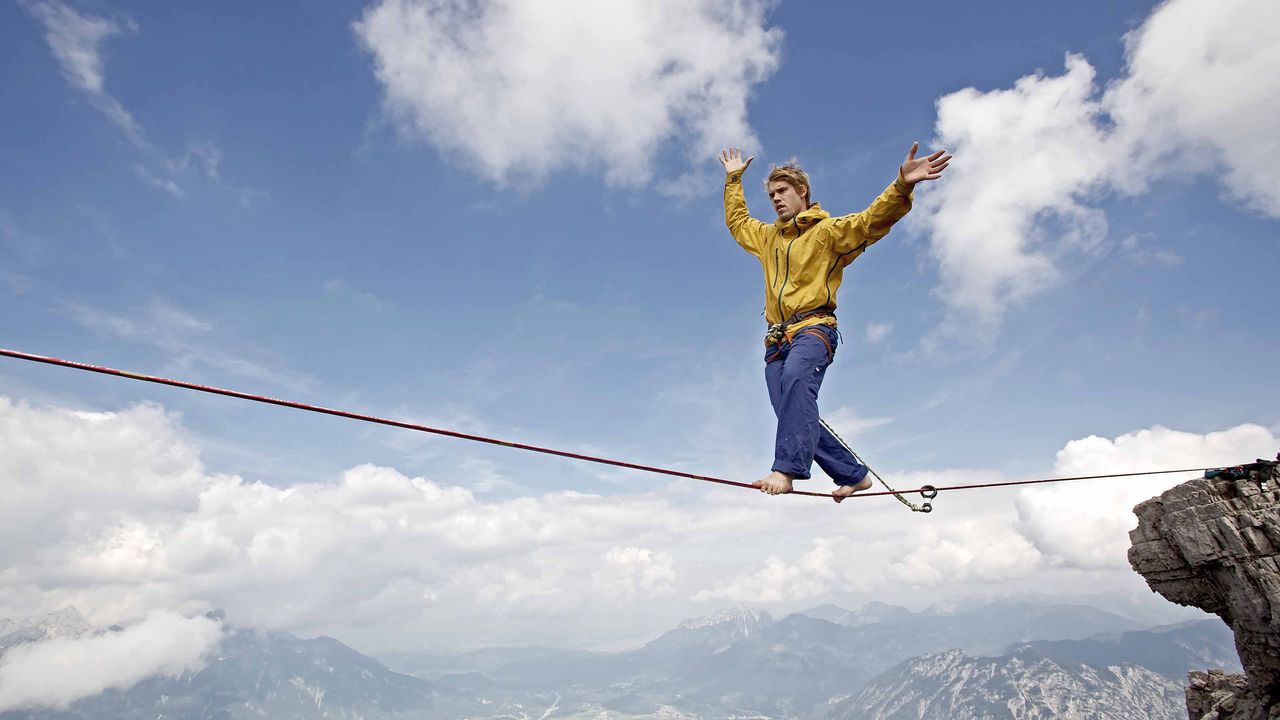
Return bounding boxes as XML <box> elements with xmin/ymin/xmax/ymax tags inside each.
<box><xmin>776</xmin><ymin>220</ymin><xmax>800</xmax><ymax>320</ymax></box>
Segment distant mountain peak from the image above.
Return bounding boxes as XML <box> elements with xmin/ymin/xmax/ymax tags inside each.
<box><xmin>835</xmin><ymin>647</ymin><xmax>1185</xmax><ymax>719</ymax></box>
<box><xmin>1</xmin><ymin>606</ymin><xmax>89</xmax><ymax>638</ymax></box>
<box><xmin>44</xmin><ymin>606</ymin><xmax>88</xmax><ymax>631</ymax></box>
<box><xmin>0</xmin><ymin>606</ymin><xmax>91</xmax><ymax>652</ymax></box>
<box><xmin>678</xmin><ymin>606</ymin><xmax>772</xmax><ymax>631</ymax></box>
<box><xmin>797</xmin><ymin>600</ymin><xmax>916</xmax><ymax>627</ymax></box>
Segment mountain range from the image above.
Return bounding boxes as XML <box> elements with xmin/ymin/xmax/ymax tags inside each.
<box><xmin>833</xmin><ymin>647</ymin><xmax>1183</xmax><ymax>720</ymax></box>
<box><xmin>0</xmin><ymin>601</ymin><xmax>1242</xmax><ymax>719</ymax></box>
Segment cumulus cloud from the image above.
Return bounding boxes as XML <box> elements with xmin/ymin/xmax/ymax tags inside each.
<box><xmin>594</xmin><ymin>547</ymin><xmax>676</xmax><ymax>598</ymax></box>
<box><xmin>889</xmin><ymin>523</ymin><xmax>1042</xmax><ymax>587</ymax></box>
<box><xmin>688</xmin><ymin>468</ymin><xmax>1048</xmax><ymax>602</ymax></box>
<box><xmin>919</xmin><ymin>54</ymin><xmax>1110</xmax><ymax>334</ymax></box>
<box><xmin>2</xmin><ymin>393</ymin><xmax>1253</xmax><ymax>648</ymax></box>
<box><xmin>915</xmin><ymin>0</ymin><xmax>1280</xmax><ymax>336</ymax></box>
<box><xmin>1015</xmin><ymin>423</ymin><xmax>1278</xmax><ymax>569</ymax></box>
<box><xmin>692</xmin><ymin>541</ymin><xmax>837</xmax><ymax>604</ymax></box>
<box><xmin>0</xmin><ymin>395</ymin><xmax>769</xmax><ymax>643</ymax></box>
<box><xmin>0</xmin><ymin>611</ymin><xmax>222</xmax><ymax>712</ymax></box>
<box><xmin>353</xmin><ymin>0</ymin><xmax>782</xmax><ymax>186</ymax></box>
<box><xmin>0</xmin><ymin>399</ymin><xmax>206</xmax><ymax>562</ymax></box>
<box><xmin>1106</xmin><ymin>0</ymin><xmax>1280</xmax><ymax>216</ymax></box>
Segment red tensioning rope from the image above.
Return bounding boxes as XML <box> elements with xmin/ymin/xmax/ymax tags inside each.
<box><xmin>0</xmin><ymin>347</ymin><xmax>1214</xmax><ymax>501</ymax></box>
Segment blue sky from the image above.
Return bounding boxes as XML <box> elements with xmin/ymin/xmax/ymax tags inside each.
<box><xmin>1</xmin><ymin>0</ymin><xmax>1278</xmax><ymax>658</ymax></box>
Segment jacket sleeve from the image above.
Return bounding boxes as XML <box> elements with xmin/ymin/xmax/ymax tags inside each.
<box><xmin>829</xmin><ymin>173</ymin><xmax>914</xmax><ymax>256</ymax></box>
<box><xmin>724</xmin><ymin>171</ymin><xmax>767</xmax><ymax>258</ymax></box>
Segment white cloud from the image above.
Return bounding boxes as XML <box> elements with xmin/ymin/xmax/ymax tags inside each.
<box><xmin>1122</xmin><ymin>233</ymin><xmax>1182</xmax><ymax>267</ymax></box>
<box><xmin>26</xmin><ymin>3</ymin><xmax>259</xmax><ymax>202</ymax></box>
<box><xmin>0</xmin><ymin>393</ymin><xmax>1253</xmax><ymax>649</ymax></box>
<box><xmin>0</xmin><ymin>399</ymin><xmax>206</xmax><ymax>563</ymax></box>
<box><xmin>25</xmin><ymin>0</ymin><xmax>144</xmax><ymax>146</ymax></box>
<box><xmin>60</xmin><ymin>299</ymin><xmax>315</xmax><ymax>392</ymax></box>
<box><xmin>865</xmin><ymin>321</ymin><xmax>893</xmax><ymax>345</ymax></box>
<box><xmin>1015</xmin><ymin>423</ymin><xmax>1278</xmax><ymax>569</ymax></box>
<box><xmin>353</xmin><ymin>0</ymin><xmax>782</xmax><ymax>186</ymax></box>
<box><xmin>594</xmin><ymin>547</ymin><xmax>676</xmax><ymax>598</ymax></box>
<box><xmin>917</xmin><ymin>54</ymin><xmax>1111</xmax><ymax>337</ymax></box>
<box><xmin>916</xmin><ymin>0</ymin><xmax>1280</xmax><ymax>336</ymax></box>
<box><xmin>135</xmin><ymin>164</ymin><xmax>185</xmax><ymax>197</ymax></box>
<box><xmin>889</xmin><ymin>523</ymin><xmax>1042</xmax><ymax>587</ymax></box>
<box><xmin>0</xmin><ymin>611</ymin><xmax>222</xmax><ymax>712</ymax></box>
<box><xmin>822</xmin><ymin>406</ymin><xmax>891</xmax><ymax>443</ymax></box>
<box><xmin>692</xmin><ymin>541</ymin><xmax>837</xmax><ymax>604</ymax></box>
<box><xmin>0</xmin><ymin>395</ymin><xmax>770</xmax><ymax>643</ymax></box>
<box><xmin>1106</xmin><ymin>0</ymin><xmax>1280</xmax><ymax>216</ymax></box>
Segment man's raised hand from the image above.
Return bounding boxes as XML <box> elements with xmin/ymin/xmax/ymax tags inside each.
<box><xmin>900</xmin><ymin>142</ymin><xmax>952</xmax><ymax>185</ymax></box>
<box><xmin>719</xmin><ymin>147</ymin><xmax>754</xmax><ymax>175</ymax></box>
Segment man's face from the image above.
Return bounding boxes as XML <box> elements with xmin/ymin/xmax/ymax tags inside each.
<box><xmin>767</xmin><ymin>180</ymin><xmax>808</xmax><ymax>222</ymax></box>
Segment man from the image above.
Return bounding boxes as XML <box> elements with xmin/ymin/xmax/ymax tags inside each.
<box><xmin>719</xmin><ymin>143</ymin><xmax>950</xmax><ymax>501</ymax></box>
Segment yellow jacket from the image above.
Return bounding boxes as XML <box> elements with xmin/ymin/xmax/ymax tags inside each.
<box><xmin>724</xmin><ymin>170</ymin><xmax>913</xmax><ymax>341</ymax></box>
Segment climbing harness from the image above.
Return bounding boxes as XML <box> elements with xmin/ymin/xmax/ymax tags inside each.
<box><xmin>764</xmin><ymin>307</ymin><xmax>834</xmax><ymax>346</ymax></box>
<box><xmin>0</xmin><ymin>346</ymin><xmax>1227</xmax><ymax>513</ymax></box>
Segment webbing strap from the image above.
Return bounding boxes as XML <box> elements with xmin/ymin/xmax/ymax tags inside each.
<box><xmin>819</xmin><ymin>418</ymin><xmax>931</xmax><ymax>512</ymax></box>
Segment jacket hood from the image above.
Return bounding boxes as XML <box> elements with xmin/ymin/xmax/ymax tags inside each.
<box><xmin>774</xmin><ymin>202</ymin><xmax>830</xmax><ymax>233</ymax></box>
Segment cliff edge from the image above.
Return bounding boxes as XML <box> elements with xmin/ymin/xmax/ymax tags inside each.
<box><xmin>1128</xmin><ymin>456</ymin><xmax>1279</xmax><ymax>720</ymax></box>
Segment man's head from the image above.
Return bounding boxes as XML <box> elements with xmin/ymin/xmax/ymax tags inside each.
<box><xmin>765</xmin><ymin>161</ymin><xmax>811</xmax><ymax>222</ymax></box>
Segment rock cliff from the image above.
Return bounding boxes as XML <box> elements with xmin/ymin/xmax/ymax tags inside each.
<box><xmin>1128</xmin><ymin>457</ymin><xmax>1279</xmax><ymax>720</ymax></box>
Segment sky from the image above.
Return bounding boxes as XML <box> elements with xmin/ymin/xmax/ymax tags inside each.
<box><xmin>1</xmin><ymin>0</ymin><xmax>1279</xmax><ymax>708</ymax></box>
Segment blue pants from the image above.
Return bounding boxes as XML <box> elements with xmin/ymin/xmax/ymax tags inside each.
<box><xmin>765</xmin><ymin>325</ymin><xmax>869</xmax><ymax>485</ymax></box>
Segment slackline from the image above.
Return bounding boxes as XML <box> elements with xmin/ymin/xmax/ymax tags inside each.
<box><xmin>0</xmin><ymin>347</ymin><xmax>1215</xmax><ymax>511</ymax></box>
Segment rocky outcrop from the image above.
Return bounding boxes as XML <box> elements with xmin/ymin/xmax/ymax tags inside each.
<box><xmin>1188</xmin><ymin>669</ymin><xmax>1253</xmax><ymax>720</ymax></box>
<box><xmin>1128</xmin><ymin>457</ymin><xmax>1280</xmax><ymax>720</ymax></box>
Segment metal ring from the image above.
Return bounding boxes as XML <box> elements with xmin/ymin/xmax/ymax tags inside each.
<box><xmin>920</xmin><ymin>502</ymin><xmax>933</xmax><ymax>513</ymax></box>
<box><xmin>920</xmin><ymin>484</ymin><xmax>938</xmax><ymax>500</ymax></box>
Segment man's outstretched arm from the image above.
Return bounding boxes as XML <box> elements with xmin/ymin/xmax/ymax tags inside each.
<box><xmin>721</xmin><ymin>147</ymin><xmax>767</xmax><ymax>258</ymax></box>
<box><xmin>831</xmin><ymin>143</ymin><xmax>952</xmax><ymax>255</ymax></box>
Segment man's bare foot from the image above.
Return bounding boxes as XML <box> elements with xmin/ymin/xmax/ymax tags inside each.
<box><xmin>752</xmin><ymin>471</ymin><xmax>794</xmax><ymax>495</ymax></box>
<box><xmin>832</xmin><ymin>476</ymin><xmax>873</xmax><ymax>503</ymax></box>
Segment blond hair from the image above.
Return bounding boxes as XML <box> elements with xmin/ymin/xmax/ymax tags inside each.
<box><xmin>765</xmin><ymin>160</ymin><xmax>811</xmax><ymax>205</ymax></box>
